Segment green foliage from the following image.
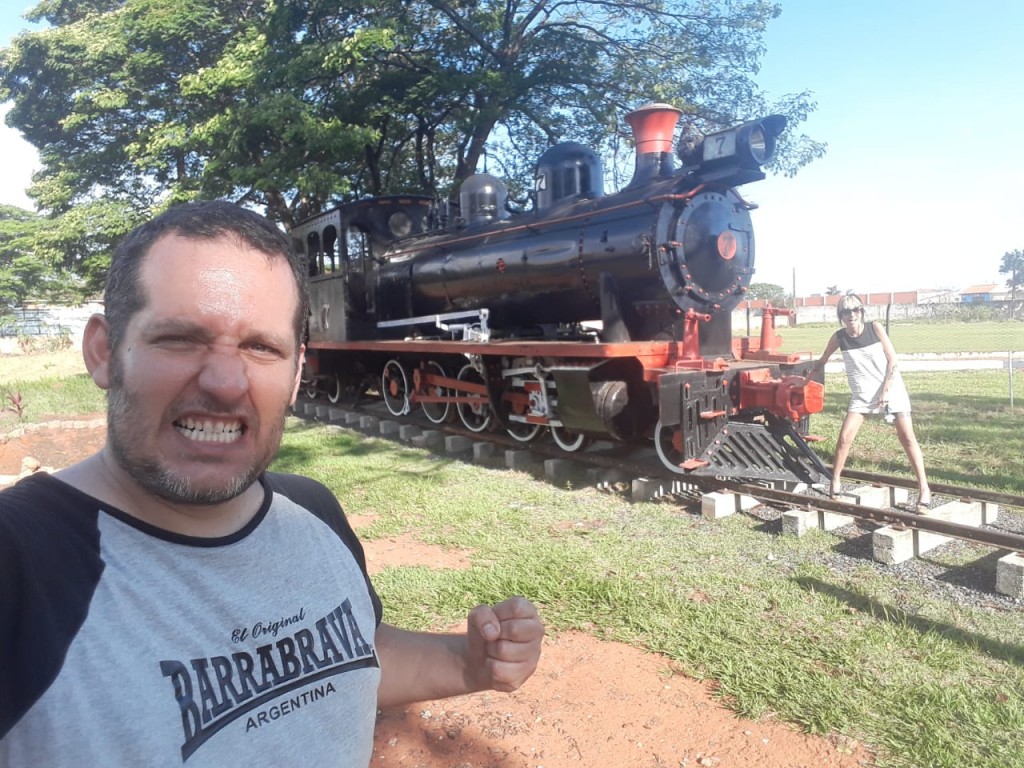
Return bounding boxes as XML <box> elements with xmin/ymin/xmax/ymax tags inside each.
<box><xmin>0</xmin><ymin>372</ymin><xmax>105</xmax><ymax>420</ymax></box>
<box><xmin>0</xmin><ymin>201</ymin><xmax>136</xmax><ymax>313</ymax></box>
<box><xmin>746</xmin><ymin>281</ymin><xmax>787</xmax><ymax>304</ymax></box>
<box><xmin>1000</xmin><ymin>249</ymin><xmax>1023</xmax><ymax>291</ymax></box>
<box><xmin>3</xmin><ymin>390</ymin><xmax>25</xmax><ymax>419</ymax></box>
<box><xmin>1</xmin><ymin>0</ymin><xmax>825</xmax><ymax>238</ymax></box>
<box><xmin>1000</xmin><ymin>249</ymin><xmax>1023</xmax><ymax>318</ymax></box>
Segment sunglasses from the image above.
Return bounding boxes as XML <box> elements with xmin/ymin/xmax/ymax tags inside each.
<box><xmin>839</xmin><ymin>308</ymin><xmax>862</xmax><ymax>319</ymax></box>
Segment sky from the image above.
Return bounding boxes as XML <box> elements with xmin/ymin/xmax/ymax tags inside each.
<box><xmin>1</xmin><ymin>1</ymin><xmax>1022</xmax><ymax>296</ymax></box>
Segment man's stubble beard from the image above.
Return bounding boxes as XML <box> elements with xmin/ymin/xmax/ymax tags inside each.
<box><xmin>105</xmin><ymin>354</ymin><xmax>288</xmax><ymax>506</ymax></box>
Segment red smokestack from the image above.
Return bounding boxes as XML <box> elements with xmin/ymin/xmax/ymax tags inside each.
<box><xmin>624</xmin><ymin>102</ymin><xmax>683</xmax><ymax>186</ymax></box>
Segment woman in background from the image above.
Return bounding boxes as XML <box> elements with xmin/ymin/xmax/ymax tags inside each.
<box><xmin>806</xmin><ymin>294</ymin><xmax>931</xmax><ymax>510</ymax></box>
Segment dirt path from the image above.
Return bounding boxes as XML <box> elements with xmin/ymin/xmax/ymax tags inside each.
<box><xmin>1</xmin><ymin>422</ymin><xmax>873</xmax><ymax>767</ymax></box>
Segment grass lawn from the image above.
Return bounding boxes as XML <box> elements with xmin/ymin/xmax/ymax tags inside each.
<box><xmin>4</xmin><ymin>353</ymin><xmax>1024</xmax><ymax>766</ymax></box>
<box><xmin>775</xmin><ymin>320</ymin><xmax>1024</xmax><ymax>356</ymax></box>
<box><xmin>273</xmin><ymin>423</ymin><xmax>1024</xmax><ymax>768</ymax></box>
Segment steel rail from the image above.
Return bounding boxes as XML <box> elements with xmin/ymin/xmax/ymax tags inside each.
<box><xmin>720</xmin><ymin>482</ymin><xmax>1024</xmax><ymax>552</ymax></box>
<box><xmin>838</xmin><ymin>468</ymin><xmax>1024</xmax><ymax>510</ymax></box>
<box><xmin>302</xmin><ymin>400</ymin><xmax>1024</xmax><ymax>553</ymax></box>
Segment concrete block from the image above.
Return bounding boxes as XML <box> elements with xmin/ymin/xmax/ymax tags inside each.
<box><xmin>358</xmin><ymin>415</ymin><xmax>379</xmax><ymax>431</ymax></box>
<box><xmin>844</xmin><ymin>484</ymin><xmax>888</xmax><ymax>508</ymax></box>
<box><xmin>505</xmin><ymin>450</ymin><xmax>537</xmax><ymax>472</ymax></box>
<box><xmin>472</xmin><ymin>442</ymin><xmax>498</xmax><ymax>463</ymax></box>
<box><xmin>444</xmin><ymin>435</ymin><xmax>473</xmax><ymax>455</ymax></box>
<box><xmin>301</xmin><ymin>402</ymin><xmax>318</xmax><ymax>417</ymax></box>
<box><xmin>873</xmin><ymin>500</ymin><xmax>995</xmax><ymax>565</ymax></box>
<box><xmin>819</xmin><ymin>509</ymin><xmax>856</xmax><ymax>531</ymax></box>
<box><xmin>872</xmin><ymin>525</ymin><xmax>915</xmax><ymax>565</ymax></box>
<box><xmin>914</xmin><ymin>517</ymin><xmax>954</xmax><ymax>553</ymax></box>
<box><xmin>996</xmin><ymin>552</ymin><xmax>1024</xmax><ymax>598</ymax></box>
<box><xmin>781</xmin><ymin>509</ymin><xmax>817</xmax><ymax>537</ymax></box>
<box><xmin>544</xmin><ymin>458</ymin><xmax>580</xmax><ymax>485</ymax></box>
<box><xmin>327</xmin><ymin>407</ymin><xmax>347</xmax><ymax>423</ymax></box>
<box><xmin>700</xmin><ymin>491</ymin><xmax>759</xmax><ymax>521</ymax></box>
<box><xmin>631</xmin><ymin>477</ymin><xmax>668</xmax><ymax>501</ymax></box>
<box><xmin>888</xmin><ymin>486</ymin><xmax>910</xmax><ymax>507</ymax></box>
<box><xmin>399</xmin><ymin>425</ymin><xmax>422</xmax><ymax>441</ymax></box>
<box><xmin>343</xmin><ymin>411</ymin><xmax>362</xmax><ymax>426</ymax></box>
<box><xmin>314</xmin><ymin>405</ymin><xmax>331</xmax><ymax>420</ymax></box>
<box><xmin>410</xmin><ymin>430</ymin><xmax>444</xmax><ymax>450</ymax></box>
<box><xmin>915</xmin><ymin>500</ymin><xmax>988</xmax><ymax>554</ymax></box>
<box><xmin>378</xmin><ymin>420</ymin><xmax>401</xmax><ymax>437</ymax></box>
<box><xmin>981</xmin><ymin>502</ymin><xmax>1000</xmax><ymax>524</ymax></box>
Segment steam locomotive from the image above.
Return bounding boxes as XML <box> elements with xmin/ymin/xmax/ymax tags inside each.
<box><xmin>294</xmin><ymin>103</ymin><xmax>829</xmax><ymax>485</ymax></box>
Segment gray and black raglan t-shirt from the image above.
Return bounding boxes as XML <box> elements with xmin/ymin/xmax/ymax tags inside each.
<box><xmin>0</xmin><ymin>471</ymin><xmax>383</xmax><ymax>767</ymax></box>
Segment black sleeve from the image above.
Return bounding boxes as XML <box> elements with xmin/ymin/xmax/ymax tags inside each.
<box><xmin>262</xmin><ymin>472</ymin><xmax>383</xmax><ymax>626</ymax></box>
<box><xmin>0</xmin><ymin>475</ymin><xmax>104</xmax><ymax>738</ymax></box>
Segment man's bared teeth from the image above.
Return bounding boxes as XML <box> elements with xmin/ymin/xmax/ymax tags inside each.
<box><xmin>174</xmin><ymin>418</ymin><xmax>244</xmax><ymax>444</ymax></box>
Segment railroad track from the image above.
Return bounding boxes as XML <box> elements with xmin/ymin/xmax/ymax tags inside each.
<box><xmin>292</xmin><ymin>395</ymin><xmax>1024</xmax><ymax>598</ymax></box>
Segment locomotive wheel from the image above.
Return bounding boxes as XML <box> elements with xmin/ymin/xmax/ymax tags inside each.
<box><xmin>506</xmin><ymin>421</ymin><xmax>543</xmax><ymax>442</ymax></box>
<box><xmin>326</xmin><ymin>375</ymin><xmax>343</xmax><ymax>404</ymax></box>
<box><xmin>654</xmin><ymin>420</ymin><xmax>687</xmax><ymax>474</ymax></box>
<box><xmin>420</xmin><ymin>361</ymin><xmax>450</xmax><ymax>424</ymax></box>
<box><xmin>550</xmin><ymin>425</ymin><xmax>591</xmax><ymax>452</ymax></box>
<box><xmin>456</xmin><ymin>364</ymin><xmax>492</xmax><ymax>432</ymax></box>
<box><xmin>303</xmin><ymin>380</ymin><xmax>319</xmax><ymax>399</ymax></box>
<box><xmin>381</xmin><ymin>359</ymin><xmax>411</xmax><ymax>416</ymax></box>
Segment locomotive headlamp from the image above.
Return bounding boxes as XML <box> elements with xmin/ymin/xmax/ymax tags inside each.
<box><xmin>681</xmin><ymin>114</ymin><xmax>787</xmax><ymax>187</ymax></box>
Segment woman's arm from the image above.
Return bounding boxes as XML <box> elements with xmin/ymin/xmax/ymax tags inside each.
<box><xmin>806</xmin><ymin>331</ymin><xmax>840</xmax><ymax>378</ymax></box>
<box><xmin>873</xmin><ymin>321</ymin><xmax>899</xmax><ymax>406</ymax></box>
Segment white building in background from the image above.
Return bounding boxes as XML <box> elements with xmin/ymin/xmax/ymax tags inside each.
<box><xmin>0</xmin><ymin>302</ymin><xmax>102</xmax><ymax>353</ymax></box>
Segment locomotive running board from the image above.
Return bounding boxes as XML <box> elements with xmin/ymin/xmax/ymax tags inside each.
<box><xmin>684</xmin><ymin>419</ymin><xmax>832</xmax><ymax>486</ymax></box>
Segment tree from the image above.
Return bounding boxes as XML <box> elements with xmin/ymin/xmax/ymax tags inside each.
<box><xmin>825</xmin><ymin>285</ymin><xmax>841</xmax><ymax>296</ymax></box>
<box><xmin>1000</xmin><ymin>249</ymin><xmax>1024</xmax><ymax>318</ymax></box>
<box><xmin>746</xmin><ymin>282</ymin><xmax>787</xmax><ymax>304</ymax></box>
<box><xmin>0</xmin><ymin>200</ymin><xmax>131</xmax><ymax>327</ymax></box>
<box><xmin>0</xmin><ymin>0</ymin><xmax>826</xmax><ymax>284</ymax></box>
<box><xmin>0</xmin><ymin>205</ymin><xmax>77</xmax><ymax>326</ymax></box>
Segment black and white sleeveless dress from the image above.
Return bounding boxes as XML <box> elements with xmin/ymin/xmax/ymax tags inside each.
<box><xmin>835</xmin><ymin>322</ymin><xmax>911</xmax><ymax>414</ymax></box>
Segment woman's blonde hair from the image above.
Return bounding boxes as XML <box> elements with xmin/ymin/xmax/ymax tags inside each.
<box><xmin>836</xmin><ymin>293</ymin><xmax>865</xmax><ymax>322</ymax></box>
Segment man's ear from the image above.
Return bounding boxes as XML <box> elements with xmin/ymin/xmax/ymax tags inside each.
<box><xmin>289</xmin><ymin>344</ymin><xmax>306</xmax><ymax>406</ymax></box>
<box><xmin>82</xmin><ymin>314</ymin><xmax>114</xmax><ymax>390</ymax></box>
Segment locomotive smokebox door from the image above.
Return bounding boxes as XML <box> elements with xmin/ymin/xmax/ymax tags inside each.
<box><xmin>655</xmin><ymin>190</ymin><xmax>754</xmax><ymax>316</ymax></box>
<box><xmin>654</xmin><ymin>189</ymin><xmax>754</xmax><ymax>356</ymax></box>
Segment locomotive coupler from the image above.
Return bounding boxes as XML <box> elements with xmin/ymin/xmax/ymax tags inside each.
<box><xmin>737</xmin><ymin>369</ymin><xmax>824</xmax><ymax>421</ymax></box>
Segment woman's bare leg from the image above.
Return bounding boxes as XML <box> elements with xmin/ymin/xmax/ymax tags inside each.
<box><xmin>894</xmin><ymin>413</ymin><xmax>930</xmax><ymax>505</ymax></box>
<box><xmin>831</xmin><ymin>412</ymin><xmax>865</xmax><ymax>496</ymax></box>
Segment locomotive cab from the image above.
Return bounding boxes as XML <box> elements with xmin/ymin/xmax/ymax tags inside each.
<box><xmin>294</xmin><ymin>196</ymin><xmax>433</xmax><ymax>347</ymax></box>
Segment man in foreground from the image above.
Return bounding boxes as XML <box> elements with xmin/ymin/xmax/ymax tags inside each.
<box><xmin>0</xmin><ymin>201</ymin><xmax>543</xmax><ymax>766</ymax></box>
